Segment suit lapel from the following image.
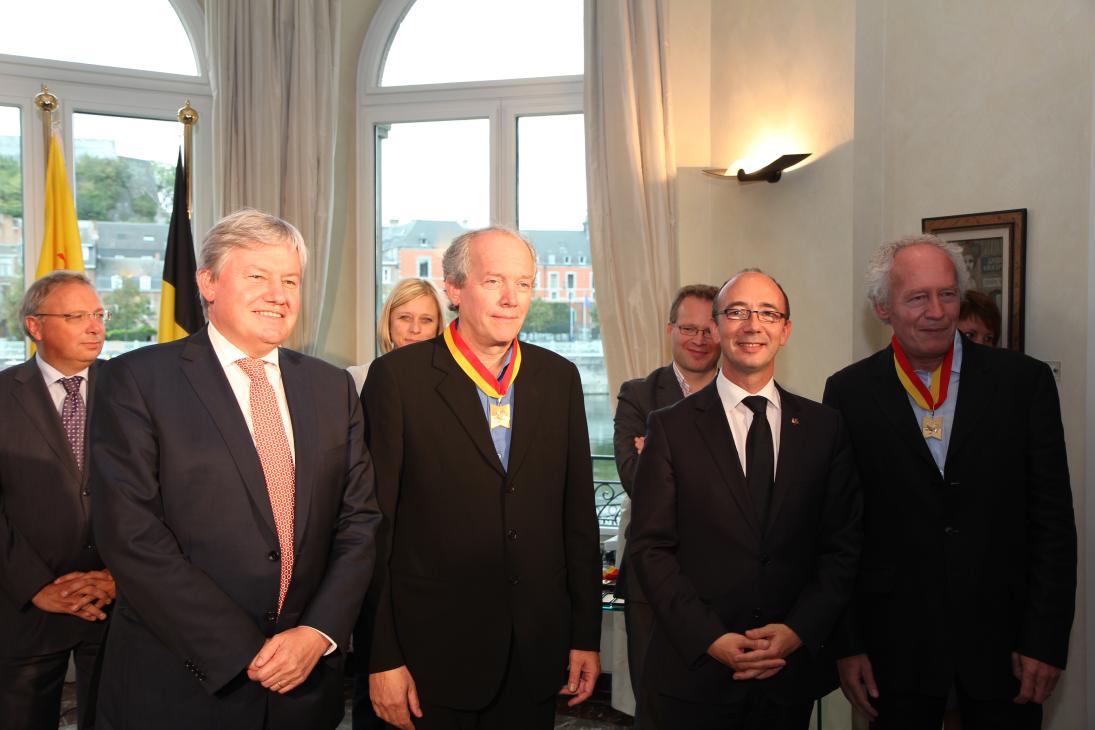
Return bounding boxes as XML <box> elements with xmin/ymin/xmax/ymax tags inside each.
<box><xmin>654</xmin><ymin>364</ymin><xmax>685</xmax><ymax>409</ymax></box>
<box><xmin>12</xmin><ymin>358</ymin><xmax>82</xmax><ymax>481</ymax></box>
<box><xmin>280</xmin><ymin>349</ymin><xmax>316</xmax><ymax>552</ymax></box>
<box><xmin>765</xmin><ymin>385</ymin><xmax>802</xmax><ymax>535</ymax></box>
<box><xmin>945</xmin><ymin>341</ymin><xmax>992</xmax><ymax>467</ymax></box>
<box><xmin>869</xmin><ymin>347</ymin><xmax>937</xmax><ymax>471</ymax></box>
<box><xmin>505</xmin><ymin>346</ymin><xmax>540</xmax><ymax>478</ymax></box>
<box><xmin>179</xmin><ymin>329</ymin><xmax>278</xmax><ymax>541</ymax></box>
<box><xmin>82</xmin><ymin>361</ymin><xmax>100</xmax><ymax>487</ymax></box>
<box><xmin>692</xmin><ymin>382</ymin><xmax>762</xmax><ymax>539</ymax></box>
<box><xmin>433</xmin><ymin>340</ymin><xmax>506</xmax><ymax>476</ymax></box>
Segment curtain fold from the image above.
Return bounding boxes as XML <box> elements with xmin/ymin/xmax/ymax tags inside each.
<box><xmin>207</xmin><ymin>0</ymin><xmax>339</xmax><ymax>353</ymax></box>
<box><xmin>585</xmin><ymin>0</ymin><xmax>679</xmax><ymax>398</ymax></box>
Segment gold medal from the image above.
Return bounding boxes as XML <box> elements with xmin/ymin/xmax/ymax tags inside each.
<box><xmin>921</xmin><ymin>415</ymin><xmax>943</xmax><ymax>440</ymax></box>
<box><xmin>490</xmin><ymin>402</ymin><xmax>511</xmax><ymax>429</ymax></box>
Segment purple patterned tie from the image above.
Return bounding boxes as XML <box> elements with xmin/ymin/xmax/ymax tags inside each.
<box><xmin>59</xmin><ymin>376</ymin><xmax>86</xmax><ymax>471</ymax></box>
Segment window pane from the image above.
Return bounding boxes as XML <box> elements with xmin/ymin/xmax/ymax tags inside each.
<box><xmin>0</xmin><ymin>106</ymin><xmax>25</xmax><ymax>365</ymax></box>
<box><xmin>376</xmin><ymin>119</ymin><xmax>489</xmax><ymax>308</ymax></box>
<box><xmin>382</xmin><ymin>0</ymin><xmax>582</xmax><ymax>86</ymax></box>
<box><xmin>516</xmin><ymin>114</ymin><xmax>612</xmax><ymax>494</ymax></box>
<box><xmin>73</xmin><ymin>113</ymin><xmax>182</xmax><ymax>357</ymax></box>
<box><xmin>0</xmin><ymin>0</ymin><xmax>198</xmax><ymax>75</ymax></box>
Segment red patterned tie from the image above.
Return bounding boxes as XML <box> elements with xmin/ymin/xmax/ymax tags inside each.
<box><xmin>237</xmin><ymin>358</ymin><xmax>295</xmax><ymax>613</ymax></box>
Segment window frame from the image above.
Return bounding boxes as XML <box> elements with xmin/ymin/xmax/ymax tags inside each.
<box><xmin>355</xmin><ymin>0</ymin><xmax>583</xmax><ymax>360</ymax></box>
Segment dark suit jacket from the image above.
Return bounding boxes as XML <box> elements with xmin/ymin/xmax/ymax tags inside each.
<box><xmin>612</xmin><ymin>363</ymin><xmax>684</xmax><ymax>602</ymax></box>
<box><xmin>361</xmin><ymin>334</ymin><xmax>601</xmax><ymax>710</ymax></box>
<box><xmin>823</xmin><ymin>340</ymin><xmax>1076</xmax><ymax>700</ymax></box>
<box><xmin>90</xmin><ymin>328</ymin><xmax>380</xmax><ymax>730</ymax></box>
<box><xmin>628</xmin><ymin>381</ymin><xmax>861</xmax><ymax>704</ymax></box>
<box><xmin>0</xmin><ymin>358</ymin><xmax>105</xmax><ymax>657</ymax></box>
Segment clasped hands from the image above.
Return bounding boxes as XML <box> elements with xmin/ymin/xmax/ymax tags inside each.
<box><xmin>247</xmin><ymin>626</ymin><xmax>331</xmax><ymax>695</ymax></box>
<box><xmin>32</xmin><ymin>569</ymin><xmax>116</xmax><ymax>621</ymax></box>
<box><xmin>708</xmin><ymin>623</ymin><xmax>802</xmax><ymax>681</ymax></box>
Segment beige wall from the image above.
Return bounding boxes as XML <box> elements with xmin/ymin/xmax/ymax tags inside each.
<box><xmin>669</xmin><ymin>0</ymin><xmax>1093</xmax><ymax>726</ymax></box>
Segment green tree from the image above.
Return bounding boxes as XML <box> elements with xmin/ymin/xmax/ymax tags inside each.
<box><xmin>0</xmin><ymin>263</ymin><xmax>25</xmax><ymax>340</ymax></box>
<box><xmin>522</xmin><ymin>299</ymin><xmax>570</xmax><ymax>335</ymax></box>
<box><xmin>76</xmin><ymin>155</ymin><xmax>131</xmax><ymax>221</ymax></box>
<box><xmin>0</xmin><ymin>156</ymin><xmax>21</xmax><ymax>218</ymax></box>
<box><xmin>103</xmin><ymin>277</ymin><xmax>153</xmax><ymax>334</ymax></box>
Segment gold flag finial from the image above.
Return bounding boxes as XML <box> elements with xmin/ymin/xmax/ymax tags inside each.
<box><xmin>34</xmin><ymin>85</ymin><xmax>59</xmax><ymax>113</ymax></box>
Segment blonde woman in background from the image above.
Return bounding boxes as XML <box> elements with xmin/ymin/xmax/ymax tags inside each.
<box><xmin>347</xmin><ymin>278</ymin><xmax>446</xmax><ymax>394</ymax></box>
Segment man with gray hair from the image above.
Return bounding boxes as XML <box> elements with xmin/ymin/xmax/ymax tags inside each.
<box><xmin>0</xmin><ymin>271</ymin><xmax>112</xmax><ymax>730</ymax></box>
<box><xmin>362</xmin><ymin>226</ymin><xmax>601</xmax><ymax>729</ymax></box>
<box><xmin>824</xmin><ymin>235</ymin><xmax>1076</xmax><ymax>729</ymax></box>
<box><xmin>91</xmin><ymin>209</ymin><xmax>380</xmax><ymax>729</ymax></box>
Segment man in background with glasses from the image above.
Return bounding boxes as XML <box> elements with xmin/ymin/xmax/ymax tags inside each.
<box><xmin>628</xmin><ymin>269</ymin><xmax>861</xmax><ymax>730</ymax></box>
<box><xmin>612</xmin><ymin>283</ymin><xmax>719</xmax><ymax>729</ymax></box>
<box><xmin>0</xmin><ymin>270</ymin><xmax>113</xmax><ymax>730</ymax></box>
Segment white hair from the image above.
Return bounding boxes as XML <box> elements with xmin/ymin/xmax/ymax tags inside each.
<box><xmin>865</xmin><ymin>234</ymin><xmax>970</xmax><ymax>309</ymax></box>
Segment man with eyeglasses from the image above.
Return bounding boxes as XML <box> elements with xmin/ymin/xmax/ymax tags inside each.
<box><xmin>824</xmin><ymin>236</ymin><xmax>1075</xmax><ymax>729</ymax></box>
<box><xmin>628</xmin><ymin>269</ymin><xmax>861</xmax><ymax>729</ymax></box>
<box><xmin>612</xmin><ymin>283</ymin><xmax>719</xmax><ymax>729</ymax></box>
<box><xmin>0</xmin><ymin>270</ymin><xmax>113</xmax><ymax>730</ymax></box>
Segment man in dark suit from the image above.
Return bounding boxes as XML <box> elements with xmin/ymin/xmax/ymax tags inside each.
<box><xmin>363</xmin><ymin>227</ymin><xmax>602</xmax><ymax>730</ymax></box>
<box><xmin>824</xmin><ymin>235</ymin><xmax>1076</xmax><ymax>729</ymax></box>
<box><xmin>0</xmin><ymin>271</ymin><xmax>113</xmax><ymax>730</ymax></box>
<box><xmin>612</xmin><ymin>282</ymin><xmax>719</xmax><ymax>728</ymax></box>
<box><xmin>629</xmin><ymin>269</ymin><xmax>861</xmax><ymax>729</ymax></box>
<box><xmin>90</xmin><ymin>209</ymin><xmax>380</xmax><ymax>730</ymax></box>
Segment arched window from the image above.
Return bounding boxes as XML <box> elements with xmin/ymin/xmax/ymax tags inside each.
<box><xmin>0</xmin><ymin>0</ymin><xmax>210</xmax><ymax>359</ymax></box>
<box><xmin>357</xmin><ymin>0</ymin><xmax>612</xmax><ymax>455</ymax></box>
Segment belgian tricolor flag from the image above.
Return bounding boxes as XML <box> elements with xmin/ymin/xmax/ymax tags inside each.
<box><xmin>158</xmin><ymin>150</ymin><xmax>204</xmax><ymax>342</ymax></box>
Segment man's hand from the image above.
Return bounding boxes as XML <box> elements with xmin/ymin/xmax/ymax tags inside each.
<box><xmin>837</xmin><ymin>653</ymin><xmax>879</xmax><ymax>720</ymax></box>
<box><xmin>634</xmin><ymin>436</ymin><xmax>646</xmax><ymax>455</ymax></box>
<box><xmin>246</xmin><ymin>626</ymin><xmax>329</xmax><ymax>694</ymax></box>
<box><xmin>707</xmin><ymin>632</ymin><xmax>784</xmax><ymax>680</ymax></box>
<box><xmin>1012</xmin><ymin>652</ymin><xmax>1063</xmax><ymax>704</ymax></box>
<box><xmin>735</xmin><ymin>624</ymin><xmax>802</xmax><ymax>680</ymax></box>
<box><xmin>370</xmin><ymin>665</ymin><xmax>423</xmax><ymax>730</ymax></box>
<box><xmin>558</xmin><ymin>649</ymin><xmax>601</xmax><ymax>707</ymax></box>
<box><xmin>32</xmin><ymin>570</ymin><xmax>116</xmax><ymax>621</ymax></box>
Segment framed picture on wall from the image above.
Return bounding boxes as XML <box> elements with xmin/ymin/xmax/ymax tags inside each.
<box><xmin>921</xmin><ymin>208</ymin><xmax>1027</xmax><ymax>351</ymax></box>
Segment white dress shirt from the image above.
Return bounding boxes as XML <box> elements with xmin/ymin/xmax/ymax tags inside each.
<box><xmin>715</xmin><ymin>371</ymin><xmax>782</xmax><ymax>479</ymax></box>
<box><xmin>36</xmin><ymin>353</ymin><xmax>90</xmax><ymax>414</ymax></box>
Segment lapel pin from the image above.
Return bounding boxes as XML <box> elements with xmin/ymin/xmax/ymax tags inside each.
<box><xmin>791</xmin><ymin>417</ymin><xmax>800</xmax><ymax>425</ymax></box>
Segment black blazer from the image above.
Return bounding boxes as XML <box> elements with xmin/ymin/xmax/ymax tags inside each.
<box><xmin>628</xmin><ymin>380</ymin><xmax>861</xmax><ymax>704</ymax></box>
<box><xmin>361</xmin><ymin>335</ymin><xmax>602</xmax><ymax>710</ymax></box>
<box><xmin>0</xmin><ymin>358</ymin><xmax>105</xmax><ymax>657</ymax></box>
<box><xmin>823</xmin><ymin>340</ymin><xmax>1076</xmax><ymax>700</ymax></box>
<box><xmin>612</xmin><ymin>363</ymin><xmax>685</xmax><ymax>602</ymax></box>
<box><xmin>90</xmin><ymin>328</ymin><xmax>380</xmax><ymax>730</ymax></box>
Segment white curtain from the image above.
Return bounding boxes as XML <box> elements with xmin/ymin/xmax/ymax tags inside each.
<box><xmin>585</xmin><ymin>0</ymin><xmax>679</xmax><ymax>397</ymax></box>
<box><xmin>206</xmin><ymin>0</ymin><xmax>339</xmax><ymax>353</ymax></box>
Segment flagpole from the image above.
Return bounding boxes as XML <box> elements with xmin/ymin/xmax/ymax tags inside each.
<box><xmin>34</xmin><ymin>85</ymin><xmax>58</xmax><ymax>172</ymax></box>
<box><xmin>176</xmin><ymin>99</ymin><xmax>198</xmax><ymax>219</ymax></box>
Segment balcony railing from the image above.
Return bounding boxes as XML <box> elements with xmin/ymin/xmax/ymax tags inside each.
<box><xmin>592</xmin><ymin>454</ymin><xmax>624</xmax><ymax>529</ymax></box>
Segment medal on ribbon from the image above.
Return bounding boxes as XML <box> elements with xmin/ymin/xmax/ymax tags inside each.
<box><xmin>444</xmin><ymin>320</ymin><xmax>521</xmax><ymax>429</ymax></box>
<box><xmin>892</xmin><ymin>335</ymin><xmax>954</xmax><ymax>441</ymax></box>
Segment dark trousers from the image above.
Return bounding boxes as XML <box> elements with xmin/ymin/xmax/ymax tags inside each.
<box><xmin>655</xmin><ymin>691</ymin><xmax>813</xmax><ymax>730</ymax></box>
<box><xmin>410</xmin><ymin>642</ymin><xmax>555</xmax><ymax>730</ymax></box>
<box><xmin>0</xmin><ymin>639</ymin><xmax>101</xmax><ymax>730</ymax></box>
<box><xmin>870</xmin><ymin>687</ymin><xmax>1043</xmax><ymax>730</ymax></box>
<box><xmin>351</xmin><ymin>627</ymin><xmax>384</xmax><ymax>730</ymax></box>
<box><xmin>624</xmin><ymin>595</ymin><xmax>658</xmax><ymax>730</ymax></box>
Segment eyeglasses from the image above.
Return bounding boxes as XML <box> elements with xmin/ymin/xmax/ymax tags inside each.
<box><xmin>715</xmin><ymin>307</ymin><xmax>787</xmax><ymax>324</ymax></box>
<box><xmin>674</xmin><ymin>324</ymin><xmax>715</xmax><ymax>340</ymax></box>
<box><xmin>33</xmin><ymin>310</ymin><xmax>112</xmax><ymax>324</ymax></box>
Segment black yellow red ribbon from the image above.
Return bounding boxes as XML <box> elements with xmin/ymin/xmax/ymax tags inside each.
<box><xmin>443</xmin><ymin>320</ymin><xmax>521</xmax><ymax>399</ymax></box>
<box><xmin>892</xmin><ymin>335</ymin><xmax>954</xmax><ymax>411</ymax></box>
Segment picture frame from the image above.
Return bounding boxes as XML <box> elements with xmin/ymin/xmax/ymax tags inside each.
<box><xmin>921</xmin><ymin>208</ymin><xmax>1027</xmax><ymax>351</ymax></box>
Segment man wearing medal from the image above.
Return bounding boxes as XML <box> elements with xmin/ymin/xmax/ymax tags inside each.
<box><xmin>361</xmin><ymin>227</ymin><xmax>601</xmax><ymax>729</ymax></box>
<box><xmin>824</xmin><ymin>235</ymin><xmax>1076</xmax><ymax>729</ymax></box>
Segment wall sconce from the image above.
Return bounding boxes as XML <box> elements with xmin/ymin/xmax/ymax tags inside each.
<box><xmin>703</xmin><ymin>153</ymin><xmax>811</xmax><ymax>184</ymax></box>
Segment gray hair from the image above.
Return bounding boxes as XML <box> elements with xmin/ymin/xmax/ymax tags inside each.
<box><xmin>865</xmin><ymin>234</ymin><xmax>970</xmax><ymax>309</ymax></box>
<box><xmin>197</xmin><ymin>209</ymin><xmax>308</xmax><ymax>311</ymax></box>
<box><xmin>442</xmin><ymin>226</ymin><xmax>537</xmax><ymax>311</ymax></box>
<box><xmin>20</xmin><ymin>270</ymin><xmax>95</xmax><ymax>337</ymax></box>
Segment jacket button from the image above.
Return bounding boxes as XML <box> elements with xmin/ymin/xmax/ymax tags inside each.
<box><xmin>268</xmin><ymin>550</ymin><xmax>280</xmax><ymax>561</ymax></box>
<box><xmin>752</xmin><ymin>608</ymin><xmax>762</xmax><ymax>620</ymax></box>
<box><xmin>506</xmin><ymin>484</ymin><xmax>516</xmax><ymax>494</ymax></box>
<box><xmin>507</xmin><ymin>529</ymin><xmax>518</xmax><ymax>540</ymax></box>
<box><xmin>81</xmin><ymin>489</ymin><xmax>89</xmax><ymax>496</ymax></box>
<box><xmin>760</xmin><ymin>555</ymin><xmax>771</xmax><ymax>566</ymax></box>
<box><xmin>508</xmin><ymin>577</ymin><xmax>519</xmax><ymax>586</ymax></box>
<box><xmin>944</xmin><ymin>526</ymin><xmax>959</xmax><ymax>536</ymax></box>
<box><xmin>265</xmin><ymin>610</ymin><xmax>277</xmax><ymax>623</ymax></box>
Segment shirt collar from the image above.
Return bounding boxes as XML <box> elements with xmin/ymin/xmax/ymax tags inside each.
<box><xmin>911</xmin><ymin>330</ymin><xmax>963</xmax><ymax>376</ymax></box>
<box><xmin>35</xmin><ymin>352</ymin><xmax>90</xmax><ymax>385</ymax></box>
<box><xmin>207</xmin><ymin>321</ymin><xmax>280</xmax><ymax>370</ymax></box>
<box><xmin>715</xmin><ymin>370</ymin><xmax>781</xmax><ymax>412</ymax></box>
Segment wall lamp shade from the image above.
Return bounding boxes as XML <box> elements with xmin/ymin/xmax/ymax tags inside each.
<box><xmin>703</xmin><ymin>153</ymin><xmax>811</xmax><ymax>183</ymax></box>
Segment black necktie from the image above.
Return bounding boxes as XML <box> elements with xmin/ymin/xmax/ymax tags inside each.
<box><xmin>743</xmin><ymin>395</ymin><xmax>773</xmax><ymax>523</ymax></box>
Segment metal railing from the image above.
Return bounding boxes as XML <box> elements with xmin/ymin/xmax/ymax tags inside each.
<box><xmin>592</xmin><ymin>454</ymin><xmax>625</xmax><ymax>529</ymax></box>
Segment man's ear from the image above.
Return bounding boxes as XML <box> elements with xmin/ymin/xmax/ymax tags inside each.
<box><xmin>196</xmin><ymin>269</ymin><xmax>215</xmax><ymax>306</ymax></box>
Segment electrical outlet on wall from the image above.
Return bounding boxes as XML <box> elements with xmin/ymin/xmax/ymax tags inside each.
<box><xmin>1045</xmin><ymin>360</ymin><xmax>1061</xmax><ymax>382</ymax></box>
